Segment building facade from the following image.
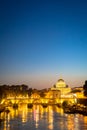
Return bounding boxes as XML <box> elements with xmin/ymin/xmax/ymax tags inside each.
<box><xmin>51</xmin><ymin>79</ymin><xmax>71</xmax><ymax>96</ymax></box>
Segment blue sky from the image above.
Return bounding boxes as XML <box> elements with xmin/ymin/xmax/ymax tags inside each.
<box><xmin>0</xmin><ymin>0</ymin><xmax>87</xmax><ymax>89</ymax></box>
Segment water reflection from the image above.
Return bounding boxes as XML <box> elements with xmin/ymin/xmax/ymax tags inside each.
<box><xmin>33</xmin><ymin>105</ymin><xmax>39</xmax><ymax>128</ymax></box>
<box><xmin>47</xmin><ymin>106</ymin><xmax>53</xmax><ymax>130</ymax></box>
<box><xmin>0</xmin><ymin>104</ymin><xmax>87</xmax><ymax>130</ymax></box>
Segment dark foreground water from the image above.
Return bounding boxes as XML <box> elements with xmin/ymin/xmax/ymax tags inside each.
<box><xmin>0</xmin><ymin>104</ymin><xmax>87</xmax><ymax>130</ymax></box>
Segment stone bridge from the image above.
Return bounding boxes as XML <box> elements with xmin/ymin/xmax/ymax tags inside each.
<box><xmin>1</xmin><ymin>96</ymin><xmax>76</xmax><ymax>105</ymax></box>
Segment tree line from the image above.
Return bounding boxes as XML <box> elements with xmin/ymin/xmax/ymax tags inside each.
<box><xmin>0</xmin><ymin>84</ymin><xmax>48</xmax><ymax>102</ymax></box>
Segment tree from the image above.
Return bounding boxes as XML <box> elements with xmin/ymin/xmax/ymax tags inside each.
<box><xmin>0</xmin><ymin>85</ymin><xmax>7</xmax><ymax>103</ymax></box>
<box><xmin>28</xmin><ymin>88</ymin><xmax>33</xmax><ymax>97</ymax></box>
<box><xmin>62</xmin><ymin>100</ymin><xmax>69</xmax><ymax>108</ymax></box>
<box><xmin>39</xmin><ymin>91</ymin><xmax>46</xmax><ymax>98</ymax></box>
<box><xmin>83</xmin><ymin>80</ymin><xmax>87</xmax><ymax>97</ymax></box>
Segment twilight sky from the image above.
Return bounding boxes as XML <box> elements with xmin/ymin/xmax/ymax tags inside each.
<box><xmin>0</xmin><ymin>0</ymin><xmax>87</xmax><ymax>89</ymax></box>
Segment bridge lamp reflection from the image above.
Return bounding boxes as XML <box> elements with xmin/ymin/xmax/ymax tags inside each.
<box><xmin>73</xmin><ymin>94</ymin><xmax>77</xmax><ymax>104</ymax></box>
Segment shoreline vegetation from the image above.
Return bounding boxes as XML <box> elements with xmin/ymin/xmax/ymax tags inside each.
<box><xmin>62</xmin><ymin>103</ymin><xmax>87</xmax><ymax>115</ymax></box>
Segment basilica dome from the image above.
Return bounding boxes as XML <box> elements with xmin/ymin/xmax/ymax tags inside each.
<box><xmin>51</xmin><ymin>78</ymin><xmax>71</xmax><ymax>95</ymax></box>
<box><xmin>56</xmin><ymin>78</ymin><xmax>66</xmax><ymax>88</ymax></box>
<box><xmin>58</xmin><ymin>79</ymin><xmax>64</xmax><ymax>82</ymax></box>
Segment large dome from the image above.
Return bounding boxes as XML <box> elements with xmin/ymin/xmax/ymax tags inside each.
<box><xmin>56</xmin><ymin>78</ymin><xmax>66</xmax><ymax>88</ymax></box>
<box><xmin>58</xmin><ymin>79</ymin><xmax>64</xmax><ymax>82</ymax></box>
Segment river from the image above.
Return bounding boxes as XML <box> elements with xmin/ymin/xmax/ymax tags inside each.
<box><xmin>0</xmin><ymin>104</ymin><xmax>87</xmax><ymax>130</ymax></box>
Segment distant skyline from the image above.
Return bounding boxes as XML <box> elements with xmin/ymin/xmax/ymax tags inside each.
<box><xmin>0</xmin><ymin>0</ymin><xmax>87</xmax><ymax>89</ymax></box>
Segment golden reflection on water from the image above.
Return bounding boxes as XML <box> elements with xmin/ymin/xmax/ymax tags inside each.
<box><xmin>66</xmin><ymin>115</ymin><xmax>75</xmax><ymax>130</ymax></box>
<box><xmin>48</xmin><ymin>106</ymin><xmax>53</xmax><ymax>130</ymax></box>
<box><xmin>0</xmin><ymin>104</ymin><xmax>87</xmax><ymax>130</ymax></box>
<box><xmin>33</xmin><ymin>105</ymin><xmax>39</xmax><ymax>128</ymax></box>
<box><xmin>19</xmin><ymin>104</ymin><xmax>28</xmax><ymax>123</ymax></box>
<box><xmin>84</xmin><ymin>115</ymin><xmax>87</xmax><ymax>123</ymax></box>
<box><xmin>9</xmin><ymin>107</ymin><xmax>18</xmax><ymax>119</ymax></box>
<box><xmin>3</xmin><ymin>112</ymin><xmax>10</xmax><ymax>130</ymax></box>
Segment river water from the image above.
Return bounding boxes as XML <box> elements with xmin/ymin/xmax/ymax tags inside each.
<box><xmin>0</xmin><ymin>104</ymin><xmax>87</xmax><ymax>130</ymax></box>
